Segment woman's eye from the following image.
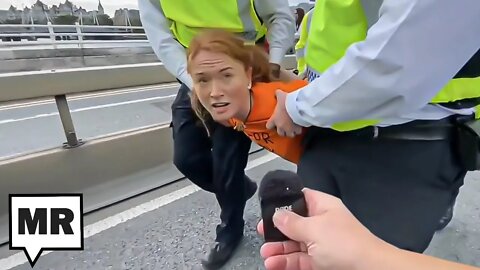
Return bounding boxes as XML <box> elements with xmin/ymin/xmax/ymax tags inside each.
<box><xmin>224</xmin><ymin>73</ymin><xmax>232</xmax><ymax>78</ymax></box>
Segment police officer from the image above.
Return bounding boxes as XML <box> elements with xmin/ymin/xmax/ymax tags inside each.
<box><xmin>267</xmin><ymin>0</ymin><xmax>480</xmax><ymax>253</ymax></box>
<box><xmin>138</xmin><ymin>0</ymin><xmax>295</xmax><ymax>268</ymax></box>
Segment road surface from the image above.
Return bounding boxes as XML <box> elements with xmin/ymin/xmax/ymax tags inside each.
<box><xmin>0</xmin><ymin>153</ymin><xmax>478</xmax><ymax>270</ymax></box>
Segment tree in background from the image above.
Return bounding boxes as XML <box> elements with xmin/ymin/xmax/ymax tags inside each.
<box><xmin>53</xmin><ymin>15</ymin><xmax>77</xmax><ymax>25</ymax></box>
<box><xmin>97</xmin><ymin>14</ymin><xmax>113</xmax><ymax>25</ymax></box>
<box><xmin>4</xmin><ymin>18</ymin><xmax>22</xmax><ymax>24</ymax></box>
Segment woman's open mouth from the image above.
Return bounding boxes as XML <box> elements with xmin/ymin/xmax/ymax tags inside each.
<box><xmin>211</xmin><ymin>102</ymin><xmax>230</xmax><ymax>114</ymax></box>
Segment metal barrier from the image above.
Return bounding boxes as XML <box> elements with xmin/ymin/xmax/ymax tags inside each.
<box><xmin>0</xmin><ymin>62</ymin><xmax>171</xmax><ymax>148</ymax></box>
<box><xmin>0</xmin><ymin>23</ymin><xmax>300</xmax><ymax>50</ymax></box>
<box><xmin>0</xmin><ymin>63</ymin><xmax>174</xmax><ymax>102</ymax></box>
<box><xmin>0</xmin><ymin>23</ymin><xmax>148</xmax><ymax>49</ymax></box>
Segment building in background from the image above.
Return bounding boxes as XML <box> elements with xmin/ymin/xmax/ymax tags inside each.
<box><xmin>0</xmin><ymin>0</ymin><xmax>113</xmax><ymax>25</ymax></box>
<box><xmin>1</xmin><ymin>0</ymin><xmax>311</xmax><ymax>27</ymax></box>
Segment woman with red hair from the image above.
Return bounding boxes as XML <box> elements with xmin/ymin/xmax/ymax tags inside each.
<box><xmin>187</xmin><ymin>30</ymin><xmax>307</xmax><ymax>164</ymax></box>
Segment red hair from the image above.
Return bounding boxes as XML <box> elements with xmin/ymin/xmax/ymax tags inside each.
<box><xmin>187</xmin><ymin>30</ymin><xmax>272</xmax><ymax>83</ymax></box>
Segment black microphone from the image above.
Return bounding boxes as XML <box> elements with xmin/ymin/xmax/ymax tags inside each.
<box><xmin>259</xmin><ymin>170</ymin><xmax>308</xmax><ymax>242</ymax></box>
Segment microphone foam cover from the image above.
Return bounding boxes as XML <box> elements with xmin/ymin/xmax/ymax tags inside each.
<box><xmin>259</xmin><ymin>170</ymin><xmax>307</xmax><ymax>242</ymax></box>
<box><xmin>259</xmin><ymin>170</ymin><xmax>304</xmax><ymax>201</ymax></box>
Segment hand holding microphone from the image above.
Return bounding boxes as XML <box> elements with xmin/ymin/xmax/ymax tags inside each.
<box><xmin>258</xmin><ymin>171</ymin><xmax>385</xmax><ymax>270</ymax></box>
<box><xmin>258</xmin><ymin>171</ymin><xmax>480</xmax><ymax>270</ymax></box>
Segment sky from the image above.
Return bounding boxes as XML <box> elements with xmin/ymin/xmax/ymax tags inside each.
<box><xmin>0</xmin><ymin>0</ymin><xmax>311</xmax><ymax>16</ymax></box>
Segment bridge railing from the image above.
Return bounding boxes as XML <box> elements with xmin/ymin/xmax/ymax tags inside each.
<box><xmin>0</xmin><ymin>23</ymin><xmax>300</xmax><ymax>51</ymax></box>
<box><xmin>0</xmin><ymin>23</ymin><xmax>148</xmax><ymax>49</ymax></box>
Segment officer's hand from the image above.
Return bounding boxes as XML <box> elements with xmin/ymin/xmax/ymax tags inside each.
<box><xmin>270</xmin><ymin>63</ymin><xmax>281</xmax><ymax>79</ymax></box>
<box><xmin>257</xmin><ymin>188</ymin><xmax>387</xmax><ymax>270</ymax></box>
<box><xmin>266</xmin><ymin>90</ymin><xmax>302</xmax><ymax>137</ymax></box>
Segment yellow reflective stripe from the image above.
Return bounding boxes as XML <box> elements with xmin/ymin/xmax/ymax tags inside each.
<box><xmin>328</xmin><ymin>77</ymin><xmax>480</xmax><ymax>131</ymax></box>
<box><xmin>248</xmin><ymin>0</ymin><xmax>267</xmax><ymax>41</ymax></box>
<box><xmin>331</xmin><ymin>119</ymin><xmax>380</xmax><ymax>132</ymax></box>
<box><xmin>295</xmin><ymin>11</ymin><xmax>310</xmax><ymax>49</ymax></box>
<box><xmin>305</xmin><ymin>9</ymin><xmax>313</xmax><ymax>29</ymax></box>
<box><xmin>305</xmin><ymin>0</ymin><xmax>368</xmax><ymax>73</ymax></box>
<box><xmin>235</xmin><ymin>0</ymin><xmax>266</xmax><ymax>41</ymax></box>
<box><xmin>160</xmin><ymin>0</ymin><xmax>263</xmax><ymax>46</ymax></box>
<box><xmin>297</xmin><ymin>57</ymin><xmax>306</xmax><ymax>74</ymax></box>
<box><xmin>239</xmin><ymin>0</ymin><xmax>264</xmax><ymax>41</ymax></box>
<box><xmin>432</xmin><ymin>77</ymin><xmax>480</xmax><ymax>103</ymax></box>
<box><xmin>254</xmin><ymin>25</ymin><xmax>267</xmax><ymax>41</ymax></box>
<box><xmin>295</xmin><ymin>10</ymin><xmax>312</xmax><ymax>73</ymax></box>
<box><xmin>301</xmin><ymin>0</ymin><xmax>479</xmax><ymax>131</ymax></box>
<box><xmin>237</xmin><ymin>0</ymin><xmax>255</xmax><ymax>32</ymax></box>
<box><xmin>475</xmin><ymin>105</ymin><xmax>480</xmax><ymax>119</ymax></box>
<box><xmin>298</xmin><ymin>9</ymin><xmax>313</xmax><ymax>51</ymax></box>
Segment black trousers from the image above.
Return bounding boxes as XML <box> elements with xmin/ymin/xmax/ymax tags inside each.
<box><xmin>298</xmin><ymin>125</ymin><xmax>466</xmax><ymax>253</ymax></box>
<box><xmin>170</xmin><ymin>83</ymin><xmax>252</xmax><ymax>243</ymax></box>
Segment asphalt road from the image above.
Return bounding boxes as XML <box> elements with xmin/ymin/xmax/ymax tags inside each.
<box><xmin>0</xmin><ymin>154</ymin><xmax>478</xmax><ymax>270</ymax></box>
<box><xmin>0</xmin><ymin>83</ymin><xmax>178</xmax><ymax>159</ymax></box>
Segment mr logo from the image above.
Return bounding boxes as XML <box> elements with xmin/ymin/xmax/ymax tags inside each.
<box><xmin>9</xmin><ymin>194</ymin><xmax>84</xmax><ymax>267</ymax></box>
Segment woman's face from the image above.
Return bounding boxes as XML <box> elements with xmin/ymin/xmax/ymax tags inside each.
<box><xmin>190</xmin><ymin>50</ymin><xmax>252</xmax><ymax>122</ymax></box>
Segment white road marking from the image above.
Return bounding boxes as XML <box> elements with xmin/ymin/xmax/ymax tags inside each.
<box><xmin>0</xmin><ymin>152</ymin><xmax>278</xmax><ymax>270</ymax></box>
<box><xmin>245</xmin><ymin>151</ymin><xmax>277</xmax><ymax>170</ymax></box>
<box><xmin>0</xmin><ymin>95</ymin><xmax>176</xmax><ymax>125</ymax></box>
